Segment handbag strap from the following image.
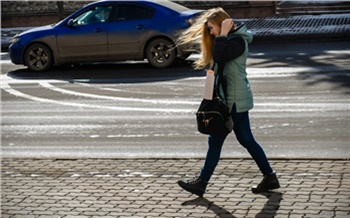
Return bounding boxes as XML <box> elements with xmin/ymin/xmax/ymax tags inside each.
<box><xmin>213</xmin><ymin>63</ymin><xmax>229</xmax><ymax>105</ymax></box>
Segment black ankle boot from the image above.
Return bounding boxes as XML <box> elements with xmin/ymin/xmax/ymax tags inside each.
<box><xmin>252</xmin><ymin>172</ymin><xmax>280</xmax><ymax>193</ymax></box>
<box><xmin>177</xmin><ymin>177</ymin><xmax>208</xmax><ymax>197</ymax></box>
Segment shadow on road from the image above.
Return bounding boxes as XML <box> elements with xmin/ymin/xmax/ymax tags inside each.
<box><xmin>249</xmin><ymin>41</ymin><xmax>350</xmax><ymax>91</ymax></box>
<box><xmin>6</xmin><ymin>60</ymin><xmax>204</xmax><ymax>84</ymax></box>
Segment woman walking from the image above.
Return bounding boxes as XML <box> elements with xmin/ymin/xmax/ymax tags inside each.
<box><xmin>177</xmin><ymin>7</ymin><xmax>280</xmax><ymax>197</ymax></box>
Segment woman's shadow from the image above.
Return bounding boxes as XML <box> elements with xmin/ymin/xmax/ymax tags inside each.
<box><xmin>255</xmin><ymin>191</ymin><xmax>283</xmax><ymax>218</ymax></box>
<box><xmin>181</xmin><ymin>191</ymin><xmax>283</xmax><ymax>218</ymax></box>
<box><xmin>182</xmin><ymin>197</ymin><xmax>237</xmax><ymax>218</ymax></box>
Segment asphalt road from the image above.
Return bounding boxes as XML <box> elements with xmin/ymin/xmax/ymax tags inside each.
<box><xmin>1</xmin><ymin>41</ymin><xmax>349</xmax><ymax>159</ymax></box>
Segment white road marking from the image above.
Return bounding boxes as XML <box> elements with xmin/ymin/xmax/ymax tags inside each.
<box><xmin>0</xmin><ymin>60</ymin><xmax>13</xmax><ymax>64</ymax></box>
<box><xmin>1</xmin><ymin>81</ymin><xmax>193</xmax><ymax>113</ymax></box>
<box><xmin>1</xmin><ymin>73</ymin><xmax>349</xmax><ymax>113</ymax></box>
<box><xmin>38</xmin><ymin>81</ymin><xmax>197</xmax><ymax>105</ymax></box>
<box><xmin>247</xmin><ymin>66</ymin><xmax>349</xmax><ymax>78</ymax></box>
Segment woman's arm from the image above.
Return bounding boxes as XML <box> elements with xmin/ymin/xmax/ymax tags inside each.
<box><xmin>212</xmin><ymin>34</ymin><xmax>245</xmax><ymax>64</ymax></box>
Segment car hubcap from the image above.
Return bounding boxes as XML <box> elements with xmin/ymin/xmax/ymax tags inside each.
<box><xmin>28</xmin><ymin>48</ymin><xmax>48</xmax><ymax>69</ymax></box>
<box><xmin>150</xmin><ymin>43</ymin><xmax>172</xmax><ymax>63</ymax></box>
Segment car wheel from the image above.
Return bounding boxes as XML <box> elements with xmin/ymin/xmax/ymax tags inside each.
<box><xmin>24</xmin><ymin>43</ymin><xmax>53</xmax><ymax>72</ymax></box>
<box><xmin>146</xmin><ymin>38</ymin><xmax>176</xmax><ymax>68</ymax></box>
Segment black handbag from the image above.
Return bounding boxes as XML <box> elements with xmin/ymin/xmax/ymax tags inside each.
<box><xmin>196</xmin><ymin>65</ymin><xmax>233</xmax><ymax>136</ymax></box>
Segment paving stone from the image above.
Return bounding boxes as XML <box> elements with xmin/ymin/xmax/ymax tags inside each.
<box><xmin>2</xmin><ymin>158</ymin><xmax>349</xmax><ymax>217</ymax></box>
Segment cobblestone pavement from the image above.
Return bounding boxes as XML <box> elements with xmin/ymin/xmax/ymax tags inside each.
<box><xmin>1</xmin><ymin>158</ymin><xmax>350</xmax><ymax>218</ymax></box>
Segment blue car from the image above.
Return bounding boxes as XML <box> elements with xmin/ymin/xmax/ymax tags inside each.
<box><xmin>9</xmin><ymin>0</ymin><xmax>202</xmax><ymax>71</ymax></box>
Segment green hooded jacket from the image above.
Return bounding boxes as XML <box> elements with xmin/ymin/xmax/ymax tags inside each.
<box><xmin>213</xmin><ymin>24</ymin><xmax>253</xmax><ymax>113</ymax></box>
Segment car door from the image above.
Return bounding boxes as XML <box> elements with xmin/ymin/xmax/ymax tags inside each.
<box><xmin>56</xmin><ymin>5</ymin><xmax>113</xmax><ymax>60</ymax></box>
<box><xmin>108</xmin><ymin>4</ymin><xmax>154</xmax><ymax>58</ymax></box>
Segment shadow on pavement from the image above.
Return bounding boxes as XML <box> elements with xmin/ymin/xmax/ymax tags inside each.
<box><xmin>255</xmin><ymin>191</ymin><xmax>283</xmax><ymax>218</ymax></box>
<box><xmin>6</xmin><ymin>60</ymin><xmax>204</xmax><ymax>84</ymax></box>
<box><xmin>182</xmin><ymin>197</ymin><xmax>237</xmax><ymax>218</ymax></box>
<box><xmin>181</xmin><ymin>191</ymin><xmax>283</xmax><ymax>218</ymax></box>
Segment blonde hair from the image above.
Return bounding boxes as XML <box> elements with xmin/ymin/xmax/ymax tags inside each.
<box><xmin>177</xmin><ymin>7</ymin><xmax>232</xmax><ymax>69</ymax></box>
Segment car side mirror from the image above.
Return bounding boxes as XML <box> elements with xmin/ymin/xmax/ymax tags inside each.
<box><xmin>67</xmin><ymin>19</ymin><xmax>75</xmax><ymax>27</ymax></box>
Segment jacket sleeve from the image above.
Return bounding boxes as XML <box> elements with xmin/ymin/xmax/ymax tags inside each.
<box><xmin>212</xmin><ymin>35</ymin><xmax>245</xmax><ymax>64</ymax></box>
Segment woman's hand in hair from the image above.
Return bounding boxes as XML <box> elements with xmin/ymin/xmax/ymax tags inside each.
<box><xmin>220</xmin><ymin>19</ymin><xmax>234</xmax><ymax>36</ymax></box>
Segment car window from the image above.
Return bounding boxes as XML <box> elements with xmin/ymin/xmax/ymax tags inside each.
<box><xmin>153</xmin><ymin>0</ymin><xmax>190</xmax><ymax>12</ymax></box>
<box><xmin>73</xmin><ymin>5</ymin><xmax>113</xmax><ymax>25</ymax></box>
<box><xmin>116</xmin><ymin>5</ymin><xmax>154</xmax><ymax>21</ymax></box>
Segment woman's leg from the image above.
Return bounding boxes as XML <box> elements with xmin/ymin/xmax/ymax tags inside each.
<box><xmin>233</xmin><ymin>111</ymin><xmax>273</xmax><ymax>175</ymax></box>
<box><xmin>200</xmin><ymin>134</ymin><xmax>227</xmax><ymax>182</ymax></box>
<box><xmin>233</xmin><ymin>111</ymin><xmax>280</xmax><ymax>193</ymax></box>
<box><xmin>177</xmin><ymin>134</ymin><xmax>227</xmax><ymax>197</ymax></box>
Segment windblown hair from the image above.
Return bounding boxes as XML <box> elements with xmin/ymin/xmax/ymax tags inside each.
<box><xmin>177</xmin><ymin>7</ymin><xmax>232</xmax><ymax>69</ymax></box>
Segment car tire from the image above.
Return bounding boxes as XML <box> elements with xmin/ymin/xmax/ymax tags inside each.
<box><xmin>24</xmin><ymin>43</ymin><xmax>53</xmax><ymax>72</ymax></box>
<box><xmin>146</xmin><ymin>38</ymin><xmax>176</xmax><ymax>68</ymax></box>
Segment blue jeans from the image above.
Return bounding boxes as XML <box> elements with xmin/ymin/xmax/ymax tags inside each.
<box><xmin>200</xmin><ymin>110</ymin><xmax>273</xmax><ymax>182</ymax></box>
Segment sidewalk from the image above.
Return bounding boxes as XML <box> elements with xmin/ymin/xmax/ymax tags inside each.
<box><xmin>1</xmin><ymin>14</ymin><xmax>350</xmax><ymax>51</ymax></box>
<box><xmin>2</xmin><ymin>158</ymin><xmax>349</xmax><ymax>217</ymax></box>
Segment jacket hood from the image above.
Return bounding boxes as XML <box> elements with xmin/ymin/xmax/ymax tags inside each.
<box><xmin>230</xmin><ymin>24</ymin><xmax>253</xmax><ymax>43</ymax></box>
